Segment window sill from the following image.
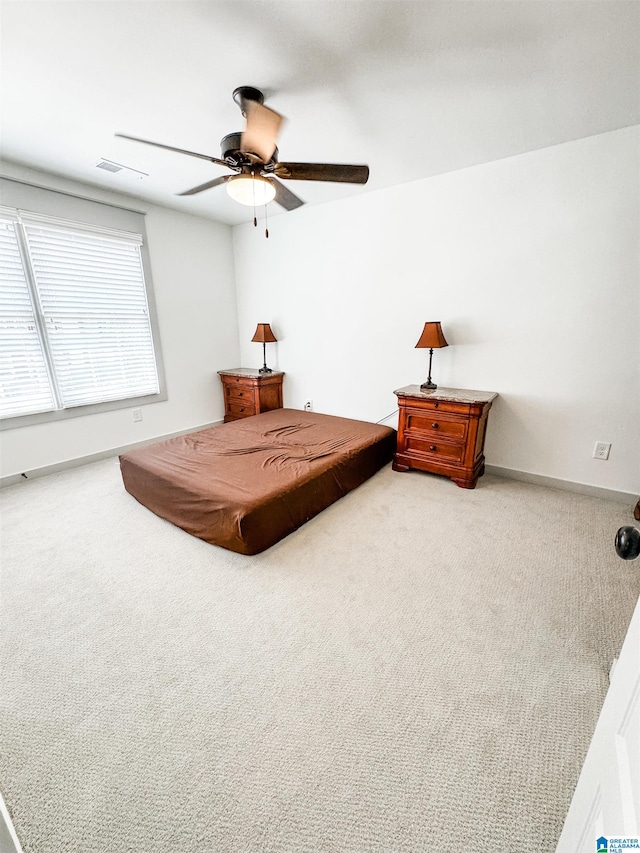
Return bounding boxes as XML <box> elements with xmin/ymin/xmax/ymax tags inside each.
<box><xmin>0</xmin><ymin>389</ymin><xmax>168</xmax><ymax>431</ymax></box>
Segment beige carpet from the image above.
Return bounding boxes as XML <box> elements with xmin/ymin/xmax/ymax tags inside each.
<box><xmin>1</xmin><ymin>458</ymin><xmax>638</xmax><ymax>853</ymax></box>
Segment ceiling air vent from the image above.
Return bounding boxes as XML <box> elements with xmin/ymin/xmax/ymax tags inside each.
<box><xmin>96</xmin><ymin>160</ymin><xmax>122</xmax><ymax>173</ymax></box>
<box><xmin>93</xmin><ymin>159</ymin><xmax>148</xmax><ymax>180</ymax></box>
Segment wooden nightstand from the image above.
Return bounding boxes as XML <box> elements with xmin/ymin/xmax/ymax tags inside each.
<box><xmin>392</xmin><ymin>385</ymin><xmax>497</xmax><ymax>489</ymax></box>
<box><xmin>218</xmin><ymin>368</ymin><xmax>284</xmax><ymax>423</ymax></box>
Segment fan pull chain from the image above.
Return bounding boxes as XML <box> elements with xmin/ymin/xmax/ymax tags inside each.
<box><xmin>264</xmin><ymin>202</ymin><xmax>269</xmax><ymax>239</ymax></box>
<box><xmin>252</xmin><ymin>173</ymin><xmax>258</xmax><ymax>228</ymax></box>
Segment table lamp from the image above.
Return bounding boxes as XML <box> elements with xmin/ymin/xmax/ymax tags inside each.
<box><xmin>415</xmin><ymin>322</ymin><xmax>448</xmax><ymax>390</ymax></box>
<box><xmin>251</xmin><ymin>323</ymin><xmax>277</xmax><ymax>374</ymax></box>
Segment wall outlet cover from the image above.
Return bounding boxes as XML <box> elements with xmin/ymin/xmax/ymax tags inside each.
<box><xmin>593</xmin><ymin>441</ymin><xmax>611</xmax><ymax>460</ymax></box>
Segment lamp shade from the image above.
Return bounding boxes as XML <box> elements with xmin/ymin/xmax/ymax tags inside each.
<box><xmin>251</xmin><ymin>323</ymin><xmax>277</xmax><ymax>344</ymax></box>
<box><xmin>415</xmin><ymin>322</ymin><xmax>448</xmax><ymax>349</ymax></box>
<box><xmin>227</xmin><ymin>174</ymin><xmax>276</xmax><ymax>206</ymax></box>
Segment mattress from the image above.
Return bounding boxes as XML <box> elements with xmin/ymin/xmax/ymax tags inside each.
<box><xmin>119</xmin><ymin>408</ymin><xmax>396</xmax><ymax>555</ymax></box>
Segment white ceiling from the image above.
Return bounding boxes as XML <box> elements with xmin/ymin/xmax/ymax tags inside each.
<box><xmin>1</xmin><ymin>1</ymin><xmax>638</xmax><ymax>226</ymax></box>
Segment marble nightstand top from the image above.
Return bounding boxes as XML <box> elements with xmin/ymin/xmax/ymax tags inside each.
<box><xmin>218</xmin><ymin>368</ymin><xmax>284</xmax><ymax>379</ymax></box>
<box><xmin>393</xmin><ymin>385</ymin><xmax>498</xmax><ymax>404</ymax></box>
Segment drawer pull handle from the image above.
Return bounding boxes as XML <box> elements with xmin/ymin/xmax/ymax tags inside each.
<box><xmin>434</xmin><ymin>402</ymin><xmax>439</xmax><ymax>408</ymax></box>
<box><xmin>239</xmin><ymin>408</ymin><xmax>245</xmax><ymax>413</ymax></box>
<box><xmin>431</xmin><ymin>423</ymin><xmax>439</xmax><ymax>429</ymax></box>
<box><xmin>429</xmin><ymin>445</ymin><xmax>437</xmax><ymax>452</ymax></box>
<box><xmin>238</xmin><ymin>392</ymin><xmax>243</xmax><ymax>396</ymax></box>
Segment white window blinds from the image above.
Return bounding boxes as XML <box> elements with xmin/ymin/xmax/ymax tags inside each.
<box><xmin>0</xmin><ymin>208</ymin><xmax>160</xmax><ymax>418</ymax></box>
<box><xmin>0</xmin><ymin>217</ymin><xmax>55</xmax><ymax>416</ymax></box>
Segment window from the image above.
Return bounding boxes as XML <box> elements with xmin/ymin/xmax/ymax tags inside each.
<box><xmin>0</xmin><ymin>202</ymin><xmax>163</xmax><ymax>425</ymax></box>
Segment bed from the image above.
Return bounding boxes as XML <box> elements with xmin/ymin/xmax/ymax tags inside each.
<box><xmin>119</xmin><ymin>408</ymin><xmax>396</xmax><ymax>555</ymax></box>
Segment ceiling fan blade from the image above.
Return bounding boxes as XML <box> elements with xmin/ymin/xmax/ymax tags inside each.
<box><xmin>274</xmin><ymin>162</ymin><xmax>369</xmax><ymax>184</ymax></box>
<box><xmin>240</xmin><ymin>101</ymin><xmax>283</xmax><ymax>164</ymax></box>
<box><xmin>271</xmin><ymin>178</ymin><xmax>304</xmax><ymax>211</ymax></box>
<box><xmin>115</xmin><ymin>133</ymin><xmax>229</xmax><ymax>168</ymax></box>
<box><xmin>177</xmin><ymin>175</ymin><xmax>231</xmax><ymax>196</ymax></box>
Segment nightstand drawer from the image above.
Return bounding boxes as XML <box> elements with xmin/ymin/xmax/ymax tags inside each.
<box><xmin>225</xmin><ymin>385</ymin><xmax>256</xmax><ymax>405</ymax></box>
<box><xmin>226</xmin><ymin>399</ymin><xmax>257</xmax><ymax>418</ymax></box>
<box><xmin>411</xmin><ymin>399</ymin><xmax>474</xmax><ymax>417</ymax></box>
<box><xmin>225</xmin><ymin>374</ymin><xmax>254</xmax><ymax>386</ymax></box>
<box><xmin>405</xmin><ymin>410</ymin><xmax>467</xmax><ymax>442</ymax></box>
<box><xmin>405</xmin><ymin>436</ymin><xmax>465</xmax><ymax>463</ymax></box>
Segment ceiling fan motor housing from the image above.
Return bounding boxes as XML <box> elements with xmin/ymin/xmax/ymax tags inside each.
<box><xmin>220</xmin><ymin>132</ymin><xmax>242</xmax><ymax>159</ymax></box>
<box><xmin>220</xmin><ymin>132</ymin><xmax>278</xmax><ymax>166</ymax></box>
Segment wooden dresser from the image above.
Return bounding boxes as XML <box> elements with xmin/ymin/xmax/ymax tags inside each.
<box><xmin>218</xmin><ymin>368</ymin><xmax>284</xmax><ymax>423</ymax></box>
<box><xmin>392</xmin><ymin>385</ymin><xmax>497</xmax><ymax>489</ymax></box>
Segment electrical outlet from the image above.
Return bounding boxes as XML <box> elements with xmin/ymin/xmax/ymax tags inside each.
<box><xmin>304</xmin><ymin>400</ymin><xmax>313</xmax><ymax>412</ymax></box>
<box><xmin>593</xmin><ymin>441</ymin><xmax>611</xmax><ymax>460</ymax></box>
<box><xmin>132</xmin><ymin>408</ymin><xmax>142</xmax><ymax>423</ymax></box>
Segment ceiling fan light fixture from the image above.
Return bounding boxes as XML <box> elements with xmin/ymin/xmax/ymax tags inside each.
<box><xmin>226</xmin><ymin>174</ymin><xmax>276</xmax><ymax>206</ymax></box>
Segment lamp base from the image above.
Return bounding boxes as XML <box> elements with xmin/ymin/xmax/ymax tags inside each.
<box><xmin>420</xmin><ymin>380</ymin><xmax>437</xmax><ymax>391</ymax></box>
<box><xmin>259</xmin><ymin>366</ymin><xmax>273</xmax><ymax>375</ymax></box>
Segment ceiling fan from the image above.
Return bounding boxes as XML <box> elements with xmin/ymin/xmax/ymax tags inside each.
<box><xmin>116</xmin><ymin>86</ymin><xmax>370</xmax><ymax>213</ymax></box>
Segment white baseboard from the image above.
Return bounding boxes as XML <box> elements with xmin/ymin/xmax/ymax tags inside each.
<box><xmin>0</xmin><ymin>420</ymin><xmax>222</xmax><ymax>488</ymax></box>
<box><xmin>485</xmin><ymin>464</ymin><xmax>638</xmax><ymax>505</ymax></box>
<box><xmin>2</xmin><ymin>436</ymin><xmax>637</xmax><ymax>506</ymax></box>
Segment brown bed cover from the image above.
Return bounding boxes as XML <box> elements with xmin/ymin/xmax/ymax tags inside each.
<box><xmin>119</xmin><ymin>408</ymin><xmax>396</xmax><ymax>555</ymax></box>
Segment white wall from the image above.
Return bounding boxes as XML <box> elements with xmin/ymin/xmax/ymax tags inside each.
<box><xmin>0</xmin><ymin>164</ymin><xmax>239</xmax><ymax>477</ymax></box>
<box><xmin>233</xmin><ymin>127</ymin><xmax>640</xmax><ymax>495</ymax></box>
